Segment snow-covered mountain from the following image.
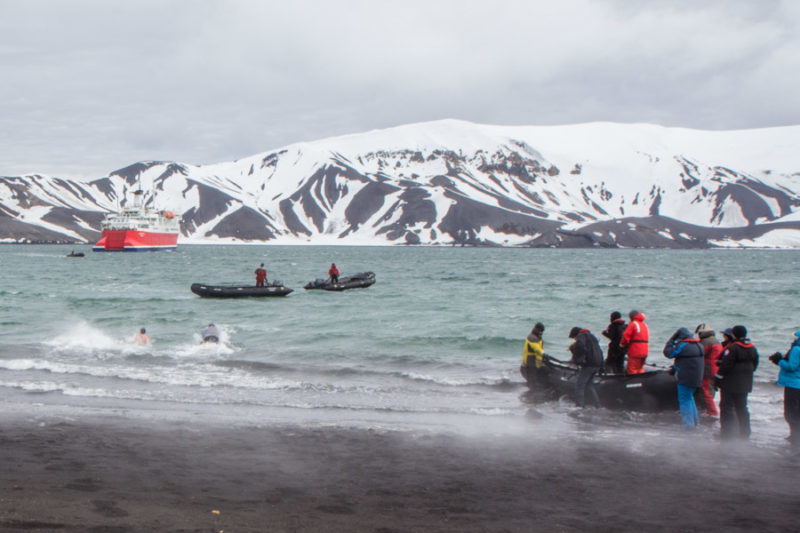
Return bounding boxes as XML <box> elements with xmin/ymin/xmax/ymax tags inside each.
<box><xmin>3</xmin><ymin>119</ymin><xmax>800</xmax><ymax>248</ymax></box>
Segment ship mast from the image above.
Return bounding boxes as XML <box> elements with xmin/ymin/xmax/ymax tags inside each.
<box><xmin>132</xmin><ymin>188</ymin><xmax>144</xmax><ymax>209</ymax></box>
<box><xmin>130</xmin><ymin>175</ymin><xmax>147</xmax><ymax>211</ymax></box>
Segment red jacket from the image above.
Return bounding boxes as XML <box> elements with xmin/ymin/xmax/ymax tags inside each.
<box><xmin>621</xmin><ymin>313</ymin><xmax>649</xmax><ymax>358</ymax></box>
<box><xmin>329</xmin><ymin>265</ymin><xmax>340</xmax><ymax>277</ymax></box>
<box><xmin>704</xmin><ymin>343</ymin><xmax>723</xmax><ymax>377</ymax></box>
<box><xmin>255</xmin><ymin>268</ymin><xmax>267</xmax><ymax>282</ymax></box>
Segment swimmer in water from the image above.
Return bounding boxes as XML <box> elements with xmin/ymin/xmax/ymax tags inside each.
<box><xmin>134</xmin><ymin>327</ymin><xmax>150</xmax><ymax>346</ymax></box>
<box><xmin>201</xmin><ymin>323</ymin><xmax>221</xmax><ymax>344</ymax></box>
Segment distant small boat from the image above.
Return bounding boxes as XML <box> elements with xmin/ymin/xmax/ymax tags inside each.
<box><xmin>190</xmin><ymin>282</ymin><xmax>293</xmax><ymax>298</ymax></box>
<box><xmin>67</xmin><ymin>251</ymin><xmax>85</xmax><ymax>257</ymax></box>
<box><xmin>304</xmin><ymin>271</ymin><xmax>376</xmax><ymax>291</ymax></box>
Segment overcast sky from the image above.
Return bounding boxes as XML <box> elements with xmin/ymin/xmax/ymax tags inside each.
<box><xmin>1</xmin><ymin>0</ymin><xmax>798</xmax><ymax>178</ymax></box>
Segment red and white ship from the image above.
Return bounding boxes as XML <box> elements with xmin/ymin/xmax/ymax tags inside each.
<box><xmin>93</xmin><ymin>190</ymin><xmax>180</xmax><ymax>252</ymax></box>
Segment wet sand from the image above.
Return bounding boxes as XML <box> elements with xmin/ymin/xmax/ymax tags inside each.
<box><xmin>1</xmin><ymin>415</ymin><xmax>797</xmax><ymax>532</ymax></box>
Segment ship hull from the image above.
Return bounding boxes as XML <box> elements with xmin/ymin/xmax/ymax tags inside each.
<box><xmin>93</xmin><ymin>230</ymin><xmax>178</xmax><ymax>252</ymax></box>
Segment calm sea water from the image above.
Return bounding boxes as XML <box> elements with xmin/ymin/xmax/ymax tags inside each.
<box><xmin>1</xmin><ymin>245</ymin><xmax>797</xmax><ymax>446</ymax></box>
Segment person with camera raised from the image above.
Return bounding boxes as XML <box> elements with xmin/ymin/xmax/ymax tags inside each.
<box><xmin>769</xmin><ymin>330</ymin><xmax>800</xmax><ymax>447</ymax></box>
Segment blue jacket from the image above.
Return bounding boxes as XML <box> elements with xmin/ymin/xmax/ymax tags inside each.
<box><xmin>663</xmin><ymin>327</ymin><xmax>704</xmax><ymax>388</ymax></box>
<box><xmin>777</xmin><ymin>331</ymin><xmax>800</xmax><ymax>390</ymax></box>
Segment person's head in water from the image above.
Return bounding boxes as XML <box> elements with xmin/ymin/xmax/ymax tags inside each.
<box><xmin>208</xmin><ymin>323</ymin><xmax>215</xmax><ymax>328</ymax></box>
<box><xmin>610</xmin><ymin>311</ymin><xmax>621</xmax><ymax>321</ymax></box>
<box><xmin>140</xmin><ymin>327</ymin><xmax>146</xmax><ymax>334</ymax></box>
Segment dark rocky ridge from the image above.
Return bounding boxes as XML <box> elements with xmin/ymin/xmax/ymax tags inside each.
<box><xmin>1</xmin><ymin>123</ymin><xmax>799</xmax><ymax>248</ymax></box>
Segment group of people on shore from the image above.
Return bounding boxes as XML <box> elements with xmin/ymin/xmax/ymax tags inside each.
<box><xmin>523</xmin><ymin>311</ymin><xmax>800</xmax><ymax>446</ymax></box>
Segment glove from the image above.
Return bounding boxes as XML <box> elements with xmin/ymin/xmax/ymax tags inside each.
<box><xmin>769</xmin><ymin>352</ymin><xmax>783</xmax><ymax>365</ymax></box>
<box><xmin>713</xmin><ymin>376</ymin><xmax>723</xmax><ymax>390</ymax></box>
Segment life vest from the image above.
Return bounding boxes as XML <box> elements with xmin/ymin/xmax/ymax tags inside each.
<box><xmin>523</xmin><ymin>336</ymin><xmax>544</xmax><ymax>367</ymax></box>
<box><xmin>621</xmin><ymin>314</ymin><xmax>649</xmax><ymax>358</ymax></box>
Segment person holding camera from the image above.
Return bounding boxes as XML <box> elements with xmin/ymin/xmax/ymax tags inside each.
<box><xmin>663</xmin><ymin>327</ymin><xmax>705</xmax><ymax>429</ymax></box>
<box><xmin>715</xmin><ymin>325</ymin><xmax>759</xmax><ymax>440</ymax></box>
<box><xmin>769</xmin><ymin>330</ymin><xmax>800</xmax><ymax>447</ymax></box>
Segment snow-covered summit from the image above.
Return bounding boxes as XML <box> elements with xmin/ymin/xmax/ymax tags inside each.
<box><xmin>2</xmin><ymin>119</ymin><xmax>800</xmax><ymax>248</ymax></box>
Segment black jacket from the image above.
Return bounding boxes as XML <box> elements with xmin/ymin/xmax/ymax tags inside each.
<box><xmin>602</xmin><ymin>318</ymin><xmax>627</xmax><ymax>357</ymax></box>
<box><xmin>570</xmin><ymin>330</ymin><xmax>604</xmax><ymax>368</ymax></box>
<box><xmin>717</xmin><ymin>340</ymin><xmax>759</xmax><ymax>393</ymax></box>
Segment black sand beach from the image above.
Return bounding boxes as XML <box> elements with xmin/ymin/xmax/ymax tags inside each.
<box><xmin>1</xmin><ymin>415</ymin><xmax>797</xmax><ymax>532</ymax></box>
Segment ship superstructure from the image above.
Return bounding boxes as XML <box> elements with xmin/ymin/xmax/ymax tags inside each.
<box><xmin>93</xmin><ymin>190</ymin><xmax>180</xmax><ymax>252</ymax></box>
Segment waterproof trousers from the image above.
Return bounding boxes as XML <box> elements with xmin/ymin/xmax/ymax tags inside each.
<box><xmin>720</xmin><ymin>391</ymin><xmax>750</xmax><ymax>440</ymax></box>
<box><xmin>699</xmin><ymin>377</ymin><xmax>719</xmax><ymax>416</ymax></box>
<box><xmin>626</xmin><ymin>356</ymin><xmax>646</xmax><ymax>374</ymax></box>
<box><xmin>575</xmin><ymin>366</ymin><xmax>600</xmax><ymax>408</ymax></box>
<box><xmin>785</xmin><ymin>386</ymin><xmax>800</xmax><ymax>446</ymax></box>
<box><xmin>605</xmin><ymin>349</ymin><xmax>625</xmax><ymax>374</ymax></box>
<box><xmin>676</xmin><ymin>384</ymin><xmax>699</xmax><ymax>428</ymax></box>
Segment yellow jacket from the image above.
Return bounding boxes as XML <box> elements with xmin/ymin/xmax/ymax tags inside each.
<box><xmin>523</xmin><ymin>334</ymin><xmax>544</xmax><ymax>367</ymax></box>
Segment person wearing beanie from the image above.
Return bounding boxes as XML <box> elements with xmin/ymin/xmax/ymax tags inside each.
<box><xmin>769</xmin><ymin>330</ymin><xmax>800</xmax><ymax>447</ymax></box>
<box><xmin>715</xmin><ymin>325</ymin><xmax>759</xmax><ymax>440</ymax></box>
<box><xmin>602</xmin><ymin>311</ymin><xmax>627</xmax><ymax>374</ymax></box>
<box><xmin>695</xmin><ymin>323</ymin><xmax>723</xmax><ymax>417</ymax></box>
<box><xmin>523</xmin><ymin>322</ymin><xmax>546</xmax><ymax>369</ymax></box>
<box><xmin>568</xmin><ymin>326</ymin><xmax>603</xmax><ymax>407</ymax></box>
<box><xmin>664</xmin><ymin>327</ymin><xmax>705</xmax><ymax>429</ymax></box>
<box><xmin>621</xmin><ymin>310</ymin><xmax>649</xmax><ymax>374</ymax></box>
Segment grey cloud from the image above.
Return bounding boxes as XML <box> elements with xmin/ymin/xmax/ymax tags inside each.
<box><xmin>0</xmin><ymin>0</ymin><xmax>798</xmax><ymax>178</ymax></box>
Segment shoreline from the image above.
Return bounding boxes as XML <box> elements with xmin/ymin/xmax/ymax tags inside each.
<box><xmin>1</xmin><ymin>413</ymin><xmax>797</xmax><ymax>532</ymax></box>
<box><xmin>7</xmin><ymin>242</ymin><xmax>800</xmax><ymax>250</ymax></box>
